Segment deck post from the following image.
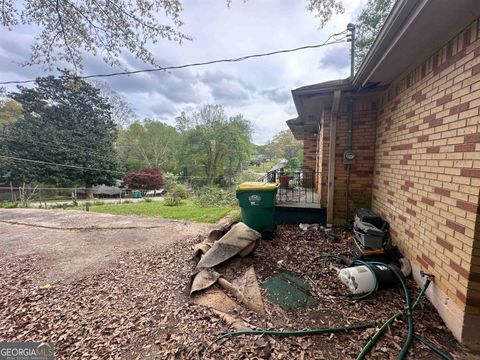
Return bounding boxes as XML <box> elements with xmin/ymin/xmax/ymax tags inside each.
<box><xmin>327</xmin><ymin>90</ymin><xmax>341</xmax><ymax>226</ymax></box>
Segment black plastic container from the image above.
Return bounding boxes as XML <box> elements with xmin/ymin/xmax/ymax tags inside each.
<box><xmin>354</xmin><ymin>208</ymin><xmax>384</xmax><ymax>229</ymax></box>
<box><xmin>370</xmin><ymin>263</ymin><xmax>403</xmax><ymax>289</ymax></box>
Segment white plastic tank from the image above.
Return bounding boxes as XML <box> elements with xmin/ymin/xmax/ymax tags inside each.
<box><xmin>338</xmin><ymin>265</ymin><xmax>376</xmax><ymax>295</ymax></box>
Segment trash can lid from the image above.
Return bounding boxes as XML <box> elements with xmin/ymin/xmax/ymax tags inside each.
<box><xmin>237</xmin><ymin>182</ymin><xmax>278</xmax><ymax>190</ymax></box>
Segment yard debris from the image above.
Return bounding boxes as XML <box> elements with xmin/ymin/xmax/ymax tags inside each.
<box><xmin>299</xmin><ymin>223</ymin><xmax>319</xmax><ymax>232</ymax></box>
<box><xmin>196</xmin><ymin>222</ymin><xmax>260</xmax><ymax>268</ymax></box>
<box><xmin>190</xmin><ymin>268</ymin><xmax>265</xmax><ymax>316</ymax></box>
<box><xmin>231</xmin><ymin>266</ymin><xmax>265</xmax><ymax>316</ymax></box>
<box><xmin>210</xmin><ymin>309</ymin><xmax>252</xmax><ymax>331</ymax></box>
<box><xmin>325</xmin><ymin>230</ymin><xmax>341</xmax><ymax>242</ymax></box>
<box><xmin>192</xmin><ymin>289</ymin><xmax>252</xmax><ymax>330</ymax></box>
<box><xmin>0</xmin><ymin>225</ymin><xmax>469</xmax><ymax>359</ymax></box>
<box><xmin>190</xmin><ymin>269</ymin><xmax>223</xmax><ymax>294</ymax></box>
<box><xmin>262</xmin><ymin>272</ymin><xmax>318</xmax><ymax>311</ymax></box>
<box><xmin>192</xmin><ymin>288</ymin><xmax>239</xmax><ymax>314</ymax></box>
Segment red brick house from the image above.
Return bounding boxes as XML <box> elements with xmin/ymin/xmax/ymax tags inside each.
<box><xmin>287</xmin><ymin>0</ymin><xmax>480</xmax><ymax>349</ymax></box>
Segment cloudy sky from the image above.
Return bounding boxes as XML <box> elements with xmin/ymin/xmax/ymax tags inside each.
<box><xmin>0</xmin><ymin>0</ymin><xmax>366</xmax><ymax>144</ymax></box>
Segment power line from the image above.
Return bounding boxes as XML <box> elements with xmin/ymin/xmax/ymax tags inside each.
<box><xmin>0</xmin><ymin>134</ymin><xmax>182</xmax><ymax>167</ymax></box>
<box><xmin>0</xmin><ymin>155</ymin><xmax>125</xmax><ymax>174</ymax></box>
<box><xmin>0</xmin><ymin>34</ymin><xmax>348</xmax><ymax>85</ymax></box>
<box><xmin>0</xmin><ymin>155</ymin><xmax>218</xmax><ymax>179</ymax></box>
<box><xmin>0</xmin><ymin>134</ymin><xmax>118</xmax><ymax>155</ymax></box>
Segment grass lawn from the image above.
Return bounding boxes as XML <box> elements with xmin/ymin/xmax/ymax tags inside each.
<box><xmin>72</xmin><ymin>199</ymin><xmax>236</xmax><ymax>223</ymax></box>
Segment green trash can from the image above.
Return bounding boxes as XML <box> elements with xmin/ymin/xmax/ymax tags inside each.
<box><xmin>236</xmin><ymin>182</ymin><xmax>278</xmax><ymax>238</ymax></box>
<box><xmin>132</xmin><ymin>190</ymin><xmax>142</xmax><ymax>199</ymax></box>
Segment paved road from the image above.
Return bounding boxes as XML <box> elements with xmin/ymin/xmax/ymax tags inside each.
<box><xmin>0</xmin><ymin>208</ymin><xmax>213</xmax><ymax>283</ymax></box>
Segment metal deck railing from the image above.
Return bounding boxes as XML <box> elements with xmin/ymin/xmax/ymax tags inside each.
<box><xmin>259</xmin><ymin>170</ymin><xmax>318</xmax><ymax>205</ymax></box>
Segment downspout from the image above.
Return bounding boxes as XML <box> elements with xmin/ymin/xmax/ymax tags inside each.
<box><xmin>345</xmin><ymin>23</ymin><xmax>356</xmax><ymax>224</ymax></box>
<box><xmin>345</xmin><ymin>95</ymin><xmax>354</xmax><ymax>222</ymax></box>
<box><xmin>327</xmin><ymin>90</ymin><xmax>342</xmax><ymax>226</ymax></box>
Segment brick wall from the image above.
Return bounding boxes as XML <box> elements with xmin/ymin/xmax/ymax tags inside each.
<box><xmin>333</xmin><ymin>98</ymin><xmax>378</xmax><ymax>222</ymax></box>
<box><xmin>314</xmin><ymin>95</ymin><xmax>378</xmax><ymax>222</ymax></box>
<box><xmin>303</xmin><ymin>131</ymin><xmax>317</xmax><ymax>173</ymax></box>
<box><xmin>372</xmin><ymin>20</ymin><xmax>480</xmax><ymax>345</ymax></box>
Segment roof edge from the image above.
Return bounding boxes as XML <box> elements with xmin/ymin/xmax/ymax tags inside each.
<box><xmin>352</xmin><ymin>0</ymin><xmax>424</xmax><ymax>88</ymax></box>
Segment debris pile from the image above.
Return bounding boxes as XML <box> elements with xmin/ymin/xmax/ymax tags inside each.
<box><xmin>0</xmin><ymin>224</ymin><xmax>468</xmax><ymax>359</ymax></box>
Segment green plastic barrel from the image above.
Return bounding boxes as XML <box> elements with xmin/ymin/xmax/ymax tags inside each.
<box><xmin>236</xmin><ymin>182</ymin><xmax>278</xmax><ymax>238</ymax></box>
<box><xmin>132</xmin><ymin>190</ymin><xmax>141</xmax><ymax>198</ymax></box>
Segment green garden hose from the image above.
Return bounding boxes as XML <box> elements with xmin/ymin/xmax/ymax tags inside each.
<box><xmin>414</xmin><ymin>333</ymin><xmax>453</xmax><ymax>360</ymax></box>
<box><xmin>206</xmin><ymin>258</ymin><xmax>452</xmax><ymax>360</ymax></box>
<box><xmin>355</xmin><ymin>261</ymin><xmax>413</xmax><ymax>360</ymax></box>
<box><xmin>203</xmin><ymin>322</ymin><xmax>375</xmax><ymax>358</ymax></box>
<box><xmin>212</xmin><ymin>322</ymin><xmax>375</xmax><ymax>343</ymax></box>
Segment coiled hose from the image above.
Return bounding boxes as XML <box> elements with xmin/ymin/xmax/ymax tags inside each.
<box><xmin>205</xmin><ymin>260</ymin><xmax>453</xmax><ymax>360</ymax></box>
<box><xmin>354</xmin><ymin>261</ymin><xmax>413</xmax><ymax>360</ymax></box>
<box><xmin>354</xmin><ymin>264</ymin><xmax>452</xmax><ymax>360</ymax></box>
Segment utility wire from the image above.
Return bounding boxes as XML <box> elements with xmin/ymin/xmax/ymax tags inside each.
<box><xmin>0</xmin><ymin>134</ymin><xmax>118</xmax><ymax>155</ymax></box>
<box><xmin>0</xmin><ymin>132</ymin><xmax>162</xmax><ymax>151</ymax></box>
<box><xmin>0</xmin><ymin>155</ymin><xmax>217</xmax><ymax>179</ymax></box>
<box><xmin>0</xmin><ymin>34</ymin><xmax>348</xmax><ymax>85</ymax></box>
<box><xmin>0</xmin><ymin>155</ymin><xmax>125</xmax><ymax>175</ymax></box>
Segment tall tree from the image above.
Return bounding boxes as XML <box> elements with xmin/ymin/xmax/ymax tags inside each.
<box><xmin>92</xmin><ymin>81</ymin><xmax>136</xmax><ymax>126</ymax></box>
<box><xmin>1</xmin><ymin>1</ymin><xmax>344</xmax><ymax>70</ymax></box>
<box><xmin>0</xmin><ymin>99</ymin><xmax>22</xmax><ymax>130</ymax></box>
<box><xmin>118</xmin><ymin>119</ymin><xmax>180</xmax><ymax>172</ymax></box>
<box><xmin>355</xmin><ymin>0</ymin><xmax>396</xmax><ymax>70</ymax></box>
<box><xmin>263</xmin><ymin>130</ymin><xmax>303</xmax><ymax>162</ymax></box>
<box><xmin>0</xmin><ymin>76</ymin><xmax>122</xmax><ymax>190</ymax></box>
<box><xmin>177</xmin><ymin>105</ymin><xmax>252</xmax><ymax>184</ymax></box>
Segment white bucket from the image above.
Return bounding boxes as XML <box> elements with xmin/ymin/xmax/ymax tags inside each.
<box><xmin>338</xmin><ymin>265</ymin><xmax>376</xmax><ymax>295</ymax></box>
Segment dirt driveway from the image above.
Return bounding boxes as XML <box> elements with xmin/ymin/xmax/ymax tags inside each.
<box><xmin>0</xmin><ymin>208</ymin><xmax>213</xmax><ymax>283</ymax></box>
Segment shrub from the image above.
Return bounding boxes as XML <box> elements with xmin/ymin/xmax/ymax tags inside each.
<box><xmin>173</xmin><ymin>184</ymin><xmax>189</xmax><ymax>199</ymax></box>
<box><xmin>230</xmin><ymin>209</ymin><xmax>242</xmax><ymax>222</ymax></box>
<box><xmin>0</xmin><ymin>201</ymin><xmax>19</xmax><ymax>208</ymax></box>
<box><xmin>144</xmin><ymin>197</ymin><xmax>153</xmax><ymax>203</ymax></box>
<box><xmin>162</xmin><ymin>172</ymin><xmax>178</xmax><ymax>192</ymax></box>
<box><xmin>164</xmin><ymin>184</ymin><xmax>190</xmax><ymax>206</ymax></box>
<box><xmin>164</xmin><ymin>194</ymin><xmax>182</xmax><ymax>206</ymax></box>
<box><xmin>287</xmin><ymin>157</ymin><xmax>301</xmax><ymax>170</ymax></box>
<box><xmin>236</xmin><ymin>169</ymin><xmax>260</xmax><ymax>183</ymax></box>
<box><xmin>123</xmin><ymin>167</ymin><xmax>163</xmax><ymax>190</ymax></box>
<box><xmin>194</xmin><ymin>186</ymin><xmax>237</xmax><ymax>207</ymax></box>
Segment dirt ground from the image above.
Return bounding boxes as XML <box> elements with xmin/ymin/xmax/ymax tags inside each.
<box><xmin>0</xmin><ymin>208</ymin><xmax>213</xmax><ymax>282</ymax></box>
<box><xmin>1</xmin><ymin>210</ymin><xmax>479</xmax><ymax>359</ymax></box>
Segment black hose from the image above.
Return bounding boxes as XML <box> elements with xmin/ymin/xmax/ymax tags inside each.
<box><xmin>355</xmin><ymin>261</ymin><xmax>413</xmax><ymax>360</ymax></box>
<box><xmin>203</xmin><ymin>322</ymin><xmax>375</xmax><ymax>358</ymax></box>
<box><xmin>414</xmin><ymin>334</ymin><xmax>453</xmax><ymax>360</ymax></box>
<box><xmin>206</xmin><ymin>260</ymin><xmax>451</xmax><ymax>360</ymax></box>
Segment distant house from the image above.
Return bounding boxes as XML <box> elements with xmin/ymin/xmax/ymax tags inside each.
<box><xmin>286</xmin><ymin>0</ymin><xmax>480</xmax><ymax>349</ymax></box>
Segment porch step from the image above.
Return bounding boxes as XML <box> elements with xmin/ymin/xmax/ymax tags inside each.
<box><xmin>274</xmin><ymin>204</ymin><xmax>326</xmax><ymax>225</ymax></box>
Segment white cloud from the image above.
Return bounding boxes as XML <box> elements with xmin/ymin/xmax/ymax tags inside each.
<box><xmin>0</xmin><ymin>0</ymin><xmax>365</xmax><ymax>144</ymax></box>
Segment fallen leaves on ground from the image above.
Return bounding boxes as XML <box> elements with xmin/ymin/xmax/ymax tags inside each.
<box><xmin>0</xmin><ymin>225</ymin><xmax>470</xmax><ymax>359</ymax></box>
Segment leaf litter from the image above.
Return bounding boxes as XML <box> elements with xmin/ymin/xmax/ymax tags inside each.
<box><xmin>0</xmin><ymin>225</ymin><xmax>473</xmax><ymax>359</ymax></box>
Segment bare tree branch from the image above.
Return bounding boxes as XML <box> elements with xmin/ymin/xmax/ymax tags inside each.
<box><xmin>1</xmin><ymin>0</ymin><xmax>188</xmax><ymax>70</ymax></box>
<box><xmin>52</xmin><ymin>0</ymin><xmax>78</xmax><ymax>73</ymax></box>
